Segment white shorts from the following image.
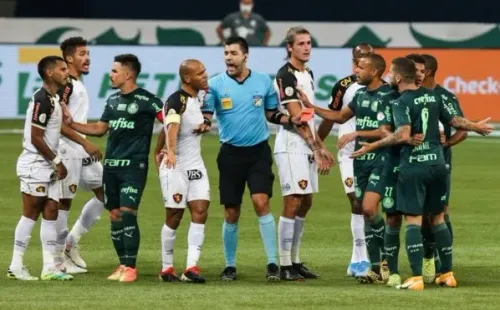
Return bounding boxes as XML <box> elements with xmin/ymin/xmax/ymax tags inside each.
<box><xmin>59</xmin><ymin>147</ymin><xmax>103</xmax><ymax>199</ymax></box>
<box><xmin>16</xmin><ymin>152</ymin><xmax>61</xmax><ymax>202</ymax></box>
<box><xmin>275</xmin><ymin>152</ymin><xmax>318</xmax><ymax>196</ymax></box>
<box><xmin>338</xmin><ymin>157</ymin><xmax>355</xmax><ymax>194</ymax></box>
<box><xmin>159</xmin><ymin>165</ymin><xmax>210</xmax><ymax>209</ymax></box>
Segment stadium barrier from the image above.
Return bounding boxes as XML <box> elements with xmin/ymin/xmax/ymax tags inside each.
<box><xmin>0</xmin><ymin>45</ymin><xmax>499</xmax><ymax>133</ymax></box>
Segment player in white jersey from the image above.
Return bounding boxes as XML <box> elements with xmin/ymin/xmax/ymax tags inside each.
<box><xmin>273</xmin><ymin>26</ymin><xmax>334</xmax><ymax>280</ymax></box>
<box><xmin>317</xmin><ymin>44</ymin><xmax>374</xmax><ymax>276</ymax></box>
<box><xmin>8</xmin><ymin>56</ymin><xmax>98</xmax><ymax>281</ymax></box>
<box><xmin>154</xmin><ymin>60</ymin><xmax>210</xmax><ymax>283</ymax></box>
<box><xmin>56</xmin><ymin>37</ymin><xmax>106</xmax><ymax>273</ymax></box>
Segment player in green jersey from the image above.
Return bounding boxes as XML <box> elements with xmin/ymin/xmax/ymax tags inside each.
<box><xmin>64</xmin><ymin>54</ymin><xmax>164</xmax><ymax>283</ymax></box>
<box><xmin>301</xmin><ymin>53</ymin><xmax>392</xmax><ymax>282</ymax></box>
<box><xmin>420</xmin><ymin>53</ymin><xmax>468</xmax><ymax>282</ymax></box>
<box><xmin>351</xmin><ymin>57</ymin><xmax>492</xmax><ymax>291</ymax></box>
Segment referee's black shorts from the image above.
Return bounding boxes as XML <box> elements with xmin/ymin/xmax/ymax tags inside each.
<box><xmin>217</xmin><ymin>140</ymin><xmax>274</xmax><ymax>206</ymax></box>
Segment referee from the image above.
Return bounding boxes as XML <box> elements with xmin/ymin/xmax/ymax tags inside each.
<box><xmin>202</xmin><ymin>36</ymin><xmax>302</xmax><ymax>282</ymax></box>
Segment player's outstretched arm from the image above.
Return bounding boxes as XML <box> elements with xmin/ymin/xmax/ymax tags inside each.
<box><xmin>350</xmin><ymin>125</ymin><xmax>412</xmax><ymax>158</ymax></box>
<box><xmin>70</xmin><ymin>121</ymin><xmax>109</xmax><ymax>137</ymax></box>
<box><xmin>297</xmin><ymin>89</ymin><xmax>353</xmax><ymax>124</ymax></box>
<box><xmin>61</xmin><ymin>124</ymin><xmax>103</xmax><ymax>160</ymax></box>
<box><xmin>444</xmin><ymin>130</ymin><xmax>468</xmax><ymax>148</ymax></box>
<box><xmin>449</xmin><ymin>116</ymin><xmax>493</xmax><ymax>136</ymax></box>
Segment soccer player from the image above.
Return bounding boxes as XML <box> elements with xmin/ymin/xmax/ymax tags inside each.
<box><xmin>274</xmin><ymin>26</ymin><xmax>334</xmax><ymax>280</ymax></box>
<box><xmin>154</xmin><ymin>59</ymin><xmax>210</xmax><ymax>283</ymax></box>
<box><xmin>300</xmin><ymin>53</ymin><xmax>392</xmax><ymax>282</ymax></box>
<box><xmin>9</xmin><ymin>56</ymin><xmax>98</xmax><ymax>281</ymax></box>
<box><xmin>420</xmin><ymin>53</ymin><xmax>468</xmax><ymax>283</ymax></box>
<box><xmin>317</xmin><ymin>43</ymin><xmax>374</xmax><ymax>277</ymax></box>
<box><xmin>405</xmin><ymin>54</ymin><xmax>426</xmax><ymax>87</ymax></box>
<box><xmin>65</xmin><ymin>54</ymin><xmax>164</xmax><ymax>283</ymax></box>
<box><xmin>56</xmin><ymin>37</ymin><xmax>106</xmax><ymax>273</ymax></box>
<box><xmin>350</xmin><ymin>57</ymin><xmax>492</xmax><ymax>290</ymax></box>
<box><xmin>202</xmin><ymin>36</ymin><xmax>302</xmax><ymax>282</ymax></box>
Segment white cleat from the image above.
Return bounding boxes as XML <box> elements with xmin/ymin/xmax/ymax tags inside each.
<box><xmin>63</xmin><ymin>258</ymin><xmax>88</xmax><ymax>274</ymax></box>
<box><xmin>7</xmin><ymin>266</ymin><xmax>39</xmax><ymax>281</ymax></box>
<box><xmin>65</xmin><ymin>245</ymin><xmax>87</xmax><ymax>269</ymax></box>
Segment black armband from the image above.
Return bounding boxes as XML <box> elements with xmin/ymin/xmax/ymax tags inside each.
<box><xmin>203</xmin><ymin>117</ymin><xmax>212</xmax><ymax>127</ymax></box>
<box><xmin>269</xmin><ymin>110</ymin><xmax>285</xmax><ymax>125</ymax></box>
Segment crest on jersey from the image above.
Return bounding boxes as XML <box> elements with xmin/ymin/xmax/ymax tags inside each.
<box><xmin>253</xmin><ymin>95</ymin><xmax>263</xmax><ymax>107</ymax></box>
<box><xmin>127</xmin><ymin>103</ymin><xmax>139</xmax><ymax>114</ymax></box>
<box><xmin>35</xmin><ymin>186</ymin><xmax>46</xmax><ymax>193</ymax></box>
<box><xmin>69</xmin><ymin>184</ymin><xmax>77</xmax><ymax>194</ymax></box>
<box><xmin>180</xmin><ymin>95</ymin><xmax>187</xmax><ymax>104</ymax></box>
<box><xmin>172</xmin><ymin>193</ymin><xmax>183</xmax><ymax>204</ymax></box>
<box><xmin>344</xmin><ymin>177</ymin><xmax>354</xmax><ymax>188</ymax></box>
<box><xmin>298</xmin><ymin>179</ymin><xmax>308</xmax><ymax>190</ymax></box>
<box><xmin>285</xmin><ymin>87</ymin><xmax>294</xmax><ymax>97</ymax></box>
<box><xmin>377</xmin><ymin>112</ymin><xmax>385</xmax><ymax>121</ymax></box>
<box><xmin>39</xmin><ymin>113</ymin><xmax>47</xmax><ymax>124</ymax></box>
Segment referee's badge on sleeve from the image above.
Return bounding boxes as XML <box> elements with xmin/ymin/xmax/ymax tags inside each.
<box><xmin>253</xmin><ymin>95</ymin><xmax>262</xmax><ymax>107</ymax></box>
<box><xmin>221</xmin><ymin>98</ymin><xmax>233</xmax><ymax>110</ymax></box>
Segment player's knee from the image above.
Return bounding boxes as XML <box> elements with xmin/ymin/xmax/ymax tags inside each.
<box><xmin>386</xmin><ymin>214</ymin><xmax>402</xmax><ymax>227</ymax></box>
<box><xmin>191</xmin><ymin>208</ymin><xmax>208</xmax><ymax>224</ymax></box>
<box><xmin>59</xmin><ymin>199</ymin><xmax>71</xmax><ymax>211</ymax></box>
<box><xmin>109</xmin><ymin>209</ymin><xmax>121</xmax><ymax>221</ymax></box>
<box><xmin>251</xmin><ymin>194</ymin><xmax>270</xmax><ymax>216</ymax></box>
<box><xmin>166</xmin><ymin>208</ymin><xmax>184</xmax><ymax>229</ymax></box>
<box><xmin>92</xmin><ymin>187</ymin><xmax>105</xmax><ymax>203</ymax></box>
<box><xmin>431</xmin><ymin>212</ymin><xmax>445</xmax><ymax>226</ymax></box>
<box><xmin>43</xmin><ymin>199</ymin><xmax>59</xmax><ymax>220</ymax></box>
<box><xmin>282</xmin><ymin>195</ymin><xmax>302</xmax><ymax>218</ymax></box>
<box><xmin>224</xmin><ymin>205</ymin><xmax>241</xmax><ymax>224</ymax></box>
<box><xmin>351</xmin><ymin>198</ymin><xmax>363</xmax><ymax>214</ymax></box>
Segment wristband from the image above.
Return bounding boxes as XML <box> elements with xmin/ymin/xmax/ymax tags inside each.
<box><xmin>52</xmin><ymin>156</ymin><xmax>61</xmax><ymax>165</ymax></box>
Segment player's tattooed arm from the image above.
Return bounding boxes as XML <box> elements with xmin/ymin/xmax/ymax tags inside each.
<box><xmin>70</xmin><ymin>121</ymin><xmax>109</xmax><ymax>137</ymax></box>
<box><xmin>61</xmin><ymin>124</ymin><xmax>102</xmax><ymax>160</ymax></box>
<box><xmin>449</xmin><ymin>116</ymin><xmax>493</xmax><ymax>136</ymax></box>
<box><xmin>350</xmin><ymin>125</ymin><xmax>411</xmax><ymax>158</ymax></box>
<box><xmin>297</xmin><ymin>89</ymin><xmax>354</xmax><ymax>124</ymax></box>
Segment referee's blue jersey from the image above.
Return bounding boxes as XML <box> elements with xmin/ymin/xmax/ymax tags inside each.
<box><xmin>202</xmin><ymin>71</ymin><xmax>278</xmax><ymax>147</ymax></box>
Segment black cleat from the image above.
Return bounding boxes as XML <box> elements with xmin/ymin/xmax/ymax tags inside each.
<box><xmin>220</xmin><ymin>266</ymin><xmax>237</xmax><ymax>281</ymax></box>
<box><xmin>280</xmin><ymin>265</ymin><xmax>304</xmax><ymax>281</ymax></box>
<box><xmin>293</xmin><ymin>263</ymin><xmax>320</xmax><ymax>279</ymax></box>
<box><xmin>159</xmin><ymin>267</ymin><xmax>181</xmax><ymax>282</ymax></box>
<box><xmin>266</xmin><ymin>263</ymin><xmax>280</xmax><ymax>281</ymax></box>
<box><xmin>181</xmin><ymin>267</ymin><xmax>206</xmax><ymax>283</ymax></box>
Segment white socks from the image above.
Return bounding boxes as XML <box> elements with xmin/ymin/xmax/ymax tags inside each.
<box><xmin>351</xmin><ymin>214</ymin><xmax>368</xmax><ymax>262</ymax></box>
<box><xmin>10</xmin><ymin>216</ymin><xmax>36</xmax><ymax>270</ymax></box>
<box><xmin>291</xmin><ymin>216</ymin><xmax>305</xmax><ymax>264</ymax></box>
<box><xmin>67</xmin><ymin>197</ymin><xmax>104</xmax><ymax>248</ymax></box>
<box><xmin>161</xmin><ymin>224</ymin><xmax>176</xmax><ymax>270</ymax></box>
<box><xmin>41</xmin><ymin>219</ymin><xmax>58</xmax><ymax>271</ymax></box>
<box><xmin>278</xmin><ymin>216</ymin><xmax>295</xmax><ymax>266</ymax></box>
<box><xmin>187</xmin><ymin>222</ymin><xmax>205</xmax><ymax>269</ymax></box>
<box><xmin>161</xmin><ymin>222</ymin><xmax>206</xmax><ymax>270</ymax></box>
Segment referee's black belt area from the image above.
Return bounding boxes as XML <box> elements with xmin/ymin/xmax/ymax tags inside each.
<box><xmin>221</xmin><ymin>140</ymin><xmax>269</xmax><ymax>151</ymax></box>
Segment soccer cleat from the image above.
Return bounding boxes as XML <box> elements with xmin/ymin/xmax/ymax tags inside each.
<box><xmin>41</xmin><ymin>269</ymin><xmax>74</xmax><ymax>281</ymax></box>
<box><xmin>355</xmin><ymin>261</ymin><xmax>371</xmax><ymax>277</ymax></box>
<box><xmin>159</xmin><ymin>267</ymin><xmax>180</xmax><ymax>282</ymax></box>
<box><xmin>7</xmin><ymin>266</ymin><xmax>39</xmax><ymax>281</ymax></box>
<box><xmin>63</xmin><ymin>258</ymin><xmax>88</xmax><ymax>274</ymax></box>
<box><xmin>396</xmin><ymin>276</ymin><xmax>424</xmax><ymax>291</ymax></box>
<box><xmin>65</xmin><ymin>245</ymin><xmax>87</xmax><ymax>269</ymax></box>
<box><xmin>379</xmin><ymin>260</ymin><xmax>390</xmax><ymax>283</ymax></box>
<box><xmin>347</xmin><ymin>262</ymin><xmax>358</xmax><ymax>277</ymax></box>
<box><xmin>293</xmin><ymin>263</ymin><xmax>320</xmax><ymax>279</ymax></box>
<box><xmin>181</xmin><ymin>266</ymin><xmax>206</xmax><ymax>283</ymax></box>
<box><xmin>357</xmin><ymin>270</ymin><xmax>385</xmax><ymax>284</ymax></box>
<box><xmin>266</xmin><ymin>263</ymin><xmax>280</xmax><ymax>281</ymax></box>
<box><xmin>220</xmin><ymin>266</ymin><xmax>237</xmax><ymax>281</ymax></box>
<box><xmin>435</xmin><ymin>272</ymin><xmax>457</xmax><ymax>288</ymax></box>
<box><xmin>107</xmin><ymin>265</ymin><xmax>125</xmax><ymax>281</ymax></box>
<box><xmin>423</xmin><ymin>257</ymin><xmax>436</xmax><ymax>284</ymax></box>
<box><xmin>280</xmin><ymin>266</ymin><xmax>304</xmax><ymax>281</ymax></box>
<box><xmin>386</xmin><ymin>274</ymin><xmax>402</xmax><ymax>287</ymax></box>
<box><xmin>119</xmin><ymin>267</ymin><xmax>137</xmax><ymax>283</ymax></box>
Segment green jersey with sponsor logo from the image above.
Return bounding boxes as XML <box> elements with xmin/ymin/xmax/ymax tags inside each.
<box><xmin>100</xmin><ymin>87</ymin><xmax>163</xmax><ymax>168</ymax></box>
<box><xmin>377</xmin><ymin>89</ymin><xmax>401</xmax><ymax>168</ymax></box>
<box><xmin>432</xmin><ymin>85</ymin><xmax>464</xmax><ymax>168</ymax></box>
<box><xmin>348</xmin><ymin>84</ymin><xmax>392</xmax><ymax>164</ymax></box>
<box><xmin>393</xmin><ymin>87</ymin><xmax>455</xmax><ymax>168</ymax></box>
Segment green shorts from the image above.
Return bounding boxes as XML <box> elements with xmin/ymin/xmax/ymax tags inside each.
<box><xmin>103</xmin><ymin>166</ymin><xmax>148</xmax><ymax>211</ymax></box>
<box><xmin>353</xmin><ymin>159</ymin><xmax>384</xmax><ymax>201</ymax></box>
<box><xmin>380</xmin><ymin>165</ymin><xmax>399</xmax><ymax>215</ymax></box>
<box><xmin>397</xmin><ymin>164</ymin><xmax>448</xmax><ymax>216</ymax></box>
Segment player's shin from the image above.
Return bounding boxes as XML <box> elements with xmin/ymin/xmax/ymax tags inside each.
<box><xmin>110</xmin><ymin>219</ymin><xmax>126</xmax><ymax>265</ymax></box>
<box><xmin>10</xmin><ymin>216</ymin><xmax>36</xmax><ymax>270</ymax></box>
<box><xmin>405</xmin><ymin>223</ymin><xmax>424</xmax><ymax>276</ymax></box>
<box><xmin>222</xmin><ymin>220</ymin><xmax>238</xmax><ymax>267</ymax></box>
<box><xmin>121</xmin><ymin>210</ymin><xmax>140</xmax><ymax>268</ymax></box>
<box><xmin>444</xmin><ymin>212</ymin><xmax>453</xmax><ymax>244</ymax></box>
<box><xmin>291</xmin><ymin>216</ymin><xmax>304</xmax><ymax>264</ymax></box>
<box><xmin>432</xmin><ymin>222</ymin><xmax>453</xmax><ymax>274</ymax></box>
<box><xmin>384</xmin><ymin>224</ymin><xmax>400</xmax><ymax>275</ymax></box>
<box><xmin>67</xmin><ymin>197</ymin><xmax>104</xmax><ymax>247</ymax></box>
<box><xmin>161</xmin><ymin>224</ymin><xmax>176</xmax><ymax>270</ymax></box>
<box><xmin>55</xmin><ymin>207</ymin><xmax>70</xmax><ymax>266</ymax></box>
<box><xmin>187</xmin><ymin>222</ymin><xmax>205</xmax><ymax>269</ymax></box>
<box><xmin>41</xmin><ymin>218</ymin><xmax>59</xmax><ymax>272</ymax></box>
<box><xmin>351</xmin><ymin>199</ymin><xmax>368</xmax><ymax>264</ymax></box>
<box><xmin>278</xmin><ymin>216</ymin><xmax>295</xmax><ymax>266</ymax></box>
<box><xmin>259</xmin><ymin>213</ymin><xmax>278</xmax><ymax>265</ymax></box>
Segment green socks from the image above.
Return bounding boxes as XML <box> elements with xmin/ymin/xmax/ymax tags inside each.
<box><xmin>384</xmin><ymin>225</ymin><xmax>400</xmax><ymax>274</ymax></box>
<box><xmin>433</xmin><ymin>222</ymin><xmax>453</xmax><ymax>273</ymax></box>
<box><xmin>121</xmin><ymin>212</ymin><xmax>140</xmax><ymax>268</ymax></box>
<box><xmin>110</xmin><ymin>220</ymin><xmax>126</xmax><ymax>265</ymax></box>
<box><xmin>405</xmin><ymin>224</ymin><xmax>424</xmax><ymax>276</ymax></box>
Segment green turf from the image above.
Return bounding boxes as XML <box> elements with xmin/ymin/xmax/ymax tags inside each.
<box><xmin>0</xmin><ymin>128</ymin><xmax>499</xmax><ymax>309</ymax></box>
